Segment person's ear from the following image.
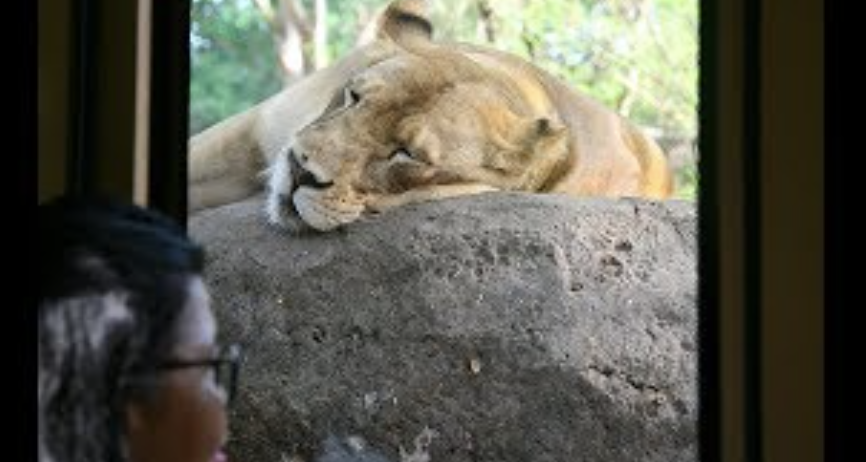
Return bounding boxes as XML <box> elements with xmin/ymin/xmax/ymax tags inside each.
<box><xmin>125</xmin><ymin>401</ymin><xmax>147</xmax><ymax>432</ymax></box>
<box><xmin>124</xmin><ymin>400</ymin><xmax>162</xmax><ymax>462</ymax></box>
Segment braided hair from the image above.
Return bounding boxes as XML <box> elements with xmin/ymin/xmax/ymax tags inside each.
<box><xmin>38</xmin><ymin>195</ymin><xmax>204</xmax><ymax>462</ymax></box>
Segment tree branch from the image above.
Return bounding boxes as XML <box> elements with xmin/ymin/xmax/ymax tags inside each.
<box><xmin>476</xmin><ymin>0</ymin><xmax>497</xmax><ymax>44</ymax></box>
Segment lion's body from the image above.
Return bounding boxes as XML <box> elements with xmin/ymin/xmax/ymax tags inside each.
<box><xmin>189</xmin><ymin>0</ymin><xmax>673</xmax><ymax>231</ymax></box>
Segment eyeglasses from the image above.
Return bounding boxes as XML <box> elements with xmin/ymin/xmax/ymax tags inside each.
<box><xmin>155</xmin><ymin>343</ymin><xmax>242</xmax><ymax>406</ymax></box>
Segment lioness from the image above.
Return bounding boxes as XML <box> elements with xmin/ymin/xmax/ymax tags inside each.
<box><xmin>189</xmin><ymin>0</ymin><xmax>673</xmax><ymax>232</ymax></box>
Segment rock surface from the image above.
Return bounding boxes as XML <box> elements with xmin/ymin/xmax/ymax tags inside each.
<box><xmin>189</xmin><ymin>193</ymin><xmax>698</xmax><ymax>462</ymax></box>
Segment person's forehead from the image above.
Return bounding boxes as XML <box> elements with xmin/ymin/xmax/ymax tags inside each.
<box><xmin>173</xmin><ymin>277</ymin><xmax>216</xmax><ymax>347</ymax></box>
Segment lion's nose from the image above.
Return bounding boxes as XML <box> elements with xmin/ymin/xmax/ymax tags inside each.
<box><xmin>290</xmin><ymin>147</ymin><xmax>309</xmax><ymax>165</ymax></box>
<box><xmin>288</xmin><ymin>148</ymin><xmax>333</xmax><ymax>190</ymax></box>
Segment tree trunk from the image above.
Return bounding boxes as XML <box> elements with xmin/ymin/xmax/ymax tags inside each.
<box><xmin>314</xmin><ymin>0</ymin><xmax>329</xmax><ymax>69</ymax></box>
<box><xmin>476</xmin><ymin>0</ymin><xmax>497</xmax><ymax>44</ymax></box>
<box><xmin>253</xmin><ymin>0</ymin><xmax>313</xmax><ymax>85</ymax></box>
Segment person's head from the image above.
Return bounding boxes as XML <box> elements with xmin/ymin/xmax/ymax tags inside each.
<box><xmin>38</xmin><ymin>194</ymin><xmax>235</xmax><ymax>462</ymax></box>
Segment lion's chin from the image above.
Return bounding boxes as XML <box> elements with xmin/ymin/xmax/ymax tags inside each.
<box><xmin>267</xmin><ymin>186</ymin><xmax>364</xmax><ymax>233</ymax></box>
<box><xmin>265</xmin><ymin>192</ymin><xmax>311</xmax><ymax>234</ymax></box>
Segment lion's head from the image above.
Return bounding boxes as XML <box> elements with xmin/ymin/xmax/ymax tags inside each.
<box><xmin>264</xmin><ymin>0</ymin><xmax>671</xmax><ymax>232</ymax></box>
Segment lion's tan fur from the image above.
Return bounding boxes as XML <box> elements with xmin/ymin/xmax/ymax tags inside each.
<box><xmin>189</xmin><ymin>0</ymin><xmax>673</xmax><ymax>231</ymax></box>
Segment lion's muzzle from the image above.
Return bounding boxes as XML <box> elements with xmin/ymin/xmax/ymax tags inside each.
<box><xmin>289</xmin><ymin>148</ymin><xmax>333</xmax><ymax>193</ymax></box>
<box><xmin>270</xmin><ymin>148</ymin><xmax>363</xmax><ymax>232</ymax></box>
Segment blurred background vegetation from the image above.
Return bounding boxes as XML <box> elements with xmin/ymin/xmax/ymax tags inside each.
<box><xmin>191</xmin><ymin>0</ymin><xmax>698</xmax><ymax>199</ymax></box>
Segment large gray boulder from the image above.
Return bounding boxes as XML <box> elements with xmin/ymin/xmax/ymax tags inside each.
<box><xmin>189</xmin><ymin>193</ymin><xmax>698</xmax><ymax>462</ymax></box>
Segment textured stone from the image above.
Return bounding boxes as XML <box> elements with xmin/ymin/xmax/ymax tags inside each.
<box><xmin>189</xmin><ymin>193</ymin><xmax>697</xmax><ymax>462</ymax></box>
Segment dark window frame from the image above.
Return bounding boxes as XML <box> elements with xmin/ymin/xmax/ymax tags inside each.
<box><xmin>44</xmin><ymin>0</ymin><xmax>823</xmax><ymax>460</ymax></box>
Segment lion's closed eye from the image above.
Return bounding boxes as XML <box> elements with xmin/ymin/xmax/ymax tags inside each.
<box><xmin>388</xmin><ymin>147</ymin><xmax>430</xmax><ymax>165</ymax></box>
<box><xmin>389</xmin><ymin>147</ymin><xmax>421</xmax><ymax>163</ymax></box>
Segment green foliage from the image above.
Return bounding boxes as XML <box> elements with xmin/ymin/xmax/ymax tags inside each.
<box><xmin>190</xmin><ymin>0</ymin><xmax>283</xmax><ymax>134</ymax></box>
<box><xmin>674</xmin><ymin>163</ymin><xmax>698</xmax><ymax>201</ymax></box>
<box><xmin>322</xmin><ymin>0</ymin><xmax>392</xmax><ymax>63</ymax></box>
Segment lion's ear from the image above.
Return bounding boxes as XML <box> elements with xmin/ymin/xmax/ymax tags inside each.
<box><xmin>525</xmin><ymin>117</ymin><xmax>567</xmax><ymax>145</ymax></box>
<box><xmin>509</xmin><ymin>117</ymin><xmax>568</xmax><ymax>162</ymax></box>
<box><xmin>535</xmin><ymin>117</ymin><xmax>565</xmax><ymax>136</ymax></box>
<box><xmin>358</xmin><ymin>0</ymin><xmax>433</xmax><ymax>47</ymax></box>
